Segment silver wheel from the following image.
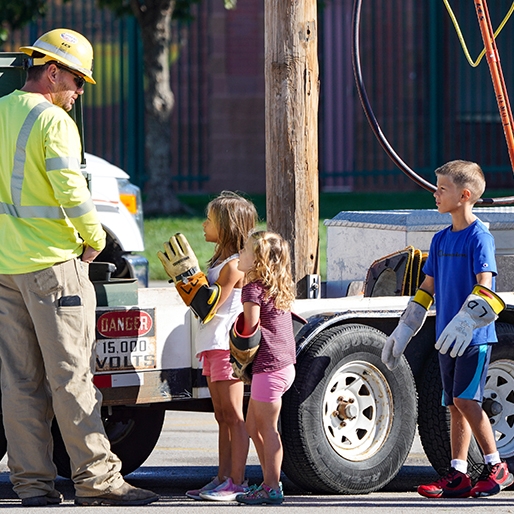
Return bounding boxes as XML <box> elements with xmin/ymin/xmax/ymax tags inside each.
<box><xmin>322</xmin><ymin>360</ymin><xmax>393</xmax><ymax>461</ymax></box>
<box><xmin>484</xmin><ymin>358</ymin><xmax>514</xmax><ymax>458</ymax></box>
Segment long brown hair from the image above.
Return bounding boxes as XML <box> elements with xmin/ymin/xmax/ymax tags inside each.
<box><xmin>207</xmin><ymin>191</ymin><xmax>258</xmax><ymax>267</ymax></box>
<box><xmin>244</xmin><ymin>231</ymin><xmax>296</xmax><ymax>311</ymax></box>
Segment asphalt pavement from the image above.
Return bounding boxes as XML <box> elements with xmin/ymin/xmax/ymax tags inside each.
<box><xmin>0</xmin><ymin>411</ymin><xmax>513</xmax><ymax>512</ymax></box>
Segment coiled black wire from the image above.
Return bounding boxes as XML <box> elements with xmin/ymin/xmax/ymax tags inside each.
<box><xmin>351</xmin><ymin>0</ymin><xmax>514</xmax><ymax>205</ymax></box>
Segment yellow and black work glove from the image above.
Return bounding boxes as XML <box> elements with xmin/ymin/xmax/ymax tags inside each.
<box><xmin>435</xmin><ymin>285</ymin><xmax>505</xmax><ymax>358</ymax></box>
<box><xmin>229</xmin><ymin>312</ymin><xmax>261</xmax><ymax>384</ymax></box>
<box><xmin>158</xmin><ymin>232</ymin><xmax>201</xmax><ymax>284</ymax></box>
<box><xmin>157</xmin><ymin>233</ymin><xmax>221</xmax><ymax>323</ymax></box>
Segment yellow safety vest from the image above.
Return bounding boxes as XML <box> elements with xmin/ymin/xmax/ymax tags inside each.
<box><xmin>0</xmin><ymin>90</ymin><xmax>105</xmax><ymax>274</ymax></box>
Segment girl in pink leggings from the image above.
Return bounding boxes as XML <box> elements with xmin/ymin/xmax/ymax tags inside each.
<box><xmin>235</xmin><ymin>231</ymin><xmax>297</xmax><ymax>505</ymax></box>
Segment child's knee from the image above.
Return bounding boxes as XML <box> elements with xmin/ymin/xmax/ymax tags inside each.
<box><xmin>453</xmin><ymin>396</ymin><xmax>480</xmax><ymax>412</ymax></box>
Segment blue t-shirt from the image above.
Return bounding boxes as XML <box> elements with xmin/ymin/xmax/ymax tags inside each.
<box><xmin>423</xmin><ymin>218</ymin><xmax>497</xmax><ymax>345</ymax></box>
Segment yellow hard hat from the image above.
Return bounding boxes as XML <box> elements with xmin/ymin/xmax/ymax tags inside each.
<box><xmin>20</xmin><ymin>28</ymin><xmax>96</xmax><ymax>84</ymax></box>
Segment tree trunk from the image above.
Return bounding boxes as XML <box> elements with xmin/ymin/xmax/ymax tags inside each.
<box><xmin>131</xmin><ymin>0</ymin><xmax>183</xmax><ymax>215</ymax></box>
<box><xmin>264</xmin><ymin>0</ymin><xmax>320</xmax><ymax>297</ymax></box>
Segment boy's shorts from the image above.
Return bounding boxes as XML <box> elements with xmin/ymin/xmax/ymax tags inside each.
<box><xmin>199</xmin><ymin>350</ymin><xmax>238</xmax><ymax>382</ymax></box>
<box><xmin>439</xmin><ymin>344</ymin><xmax>492</xmax><ymax>407</ymax></box>
<box><xmin>251</xmin><ymin>364</ymin><xmax>295</xmax><ymax>403</ymax></box>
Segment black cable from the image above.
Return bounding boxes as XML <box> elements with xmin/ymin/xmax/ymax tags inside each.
<box><xmin>351</xmin><ymin>0</ymin><xmax>514</xmax><ymax>205</ymax></box>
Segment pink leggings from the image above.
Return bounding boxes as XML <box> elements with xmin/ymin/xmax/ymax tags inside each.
<box><xmin>250</xmin><ymin>364</ymin><xmax>295</xmax><ymax>403</ymax></box>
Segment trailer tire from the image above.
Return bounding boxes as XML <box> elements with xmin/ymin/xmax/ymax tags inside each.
<box><xmin>483</xmin><ymin>323</ymin><xmax>514</xmax><ymax>470</ymax></box>
<box><xmin>418</xmin><ymin>322</ymin><xmax>514</xmax><ymax>478</ymax></box>
<box><xmin>52</xmin><ymin>406</ymin><xmax>165</xmax><ymax>477</ymax></box>
<box><xmin>281</xmin><ymin>323</ymin><xmax>417</xmax><ymax>494</ymax></box>
<box><xmin>417</xmin><ymin>350</ymin><xmax>483</xmax><ymax>478</ymax></box>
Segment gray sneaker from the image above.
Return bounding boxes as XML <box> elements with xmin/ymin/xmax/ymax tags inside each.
<box><xmin>186</xmin><ymin>476</ymin><xmax>222</xmax><ymax>500</ymax></box>
<box><xmin>74</xmin><ymin>481</ymin><xmax>159</xmax><ymax>506</ymax></box>
<box><xmin>21</xmin><ymin>490</ymin><xmax>63</xmax><ymax>507</ymax></box>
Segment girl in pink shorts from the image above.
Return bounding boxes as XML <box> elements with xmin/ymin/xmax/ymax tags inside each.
<box><xmin>235</xmin><ymin>231</ymin><xmax>297</xmax><ymax>505</ymax></box>
<box><xmin>185</xmin><ymin>192</ymin><xmax>257</xmax><ymax>502</ymax></box>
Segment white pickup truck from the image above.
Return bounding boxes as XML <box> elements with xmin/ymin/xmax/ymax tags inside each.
<box><xmin>85</xmin><ymin>152</ymin><xmax>148</xmax><ymax>287</ymax></box>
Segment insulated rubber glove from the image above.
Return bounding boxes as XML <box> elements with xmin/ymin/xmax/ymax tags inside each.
<box><xmin>381</xmin><ymin>288</ymin><xmax>434</xmax><ymax>370</ymax></box>
<box><xmin>157</xmin><ymin>233</ymin><xmax>221</xmax><ymax>323</ymax></box>
<box><xmin>229</xmin><ymin>312</ymin><xmax>261</xmax><ymax>385</ymax></box>
<box><xmin>157</xmin><ymin>233</ymin><xmax>200</xmax><ymax>283</ymax></box>
<box><xmin>435</xmin><ymin>284</ymin><xmax>505</xmax><ymax>358</ymax></box>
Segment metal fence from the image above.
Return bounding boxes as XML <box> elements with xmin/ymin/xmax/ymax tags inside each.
<box><xmin>5</xmin><ymin>0</ymin><xmax>514</xmax><ymax>192</ymax></box>
<box><xmin>4</xmin><ymin>0</ymin><xmax>208</xmax><ymax>190</ymax></box>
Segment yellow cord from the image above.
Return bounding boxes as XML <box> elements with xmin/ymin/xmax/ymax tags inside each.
<box><xmin>443</xmin><ymin>0</ymin><xmax>514</xmax><ymax>67</ymax></box>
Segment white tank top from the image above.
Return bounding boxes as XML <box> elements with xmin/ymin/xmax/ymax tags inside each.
<box><xmin>194</xmin><ymin>254</ymin><xmax>242</xmax><ymax>356</ymax></box>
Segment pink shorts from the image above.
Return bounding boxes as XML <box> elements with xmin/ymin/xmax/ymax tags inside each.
<box><xmin>251</xmin><ymin>364</ymin><xmax>295</xmax><ymax>403</ymax></box>
<box><xmin>199</xmin><ymin>350</ymin><xmax>238</xmax><ymax>382</ymax></box>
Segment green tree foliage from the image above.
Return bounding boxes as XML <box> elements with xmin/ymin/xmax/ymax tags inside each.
<box><xmin>0</xmin><ymin>0</ymin><xmax>47</xmax><ymax>45</ymax></box>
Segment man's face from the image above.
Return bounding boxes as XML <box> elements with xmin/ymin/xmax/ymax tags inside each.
<box><xmin>52</xmin><ymin>66</ymin><xmax>84</xmax><ymax>112</ymax></box>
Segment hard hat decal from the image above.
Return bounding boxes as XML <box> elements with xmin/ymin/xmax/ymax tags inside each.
<box><xmin>60</xmin><ymin>32</ymin><xmax>78</xmax><ymax>44</ymax></box>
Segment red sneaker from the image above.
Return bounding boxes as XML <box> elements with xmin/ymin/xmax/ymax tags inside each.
<box><xmin>417</xmin><ymin>468</ymin><xmax>472</xmax><ymax>498</ymax></box>
<box><xmin>470</xmin><ymin>462</ymin><xmax>514</xmax><ymax>498</ymax></box>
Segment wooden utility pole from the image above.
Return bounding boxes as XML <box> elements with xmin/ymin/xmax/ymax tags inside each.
<box><xmin>264</xmin><ymin>0</ymin><xmax>320</xmax><ymax>298</ymax></box>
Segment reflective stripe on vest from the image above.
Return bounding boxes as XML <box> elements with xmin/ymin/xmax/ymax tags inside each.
<box><xmin>5</xmin><ymin>102</ymin><xmax>94</xmax><ymax>220</ymax></box>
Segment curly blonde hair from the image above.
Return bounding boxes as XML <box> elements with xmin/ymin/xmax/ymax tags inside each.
<box><xmin>207</xmin><ymin>191</ymin><xmax>258</xmax><ymax>267</ymax></box>
<box><xmin>244</xmin><ymin>231</ymin><xmax>296</xmax><ymax>311</ymax></box>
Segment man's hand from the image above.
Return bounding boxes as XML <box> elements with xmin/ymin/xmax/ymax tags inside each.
<box><xmin>157</xmin><ymin>233</ymin><xmax>200</xmax><ymax>284</ymax></box>
<box><xmin>81</xmin><ymin>244</ymin><xmax>101</xmax><ymax>264</ymax></box>
<box><xmin>381</xmin><ymin>289</ymin><xmax>433</xmax><ymax>370</ymax></box>
<box><xmin>435</xmin><ymin>285</ymin><xmax>505</xmax><ymax>358</ymax></box>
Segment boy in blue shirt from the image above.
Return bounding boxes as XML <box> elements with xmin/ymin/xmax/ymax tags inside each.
<box><xmin>382</xmin><ymin>160</ymin><xmax>512</xmax><ymax>498</ymax></box>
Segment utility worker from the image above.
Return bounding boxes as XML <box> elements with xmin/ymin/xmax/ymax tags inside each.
<box><xmin>0</xmin><ymin>29</ymin><xmax>159</xmax><ymax>507</ymax></box>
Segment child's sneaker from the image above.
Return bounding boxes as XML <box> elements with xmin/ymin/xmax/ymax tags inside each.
<box><xmin>470</xmin><ymin>462</ymin><xmax>514</xmax><ymax>497</ymax></box>
<box><xmin>417</xmin><ymin>468</ymin><xmax>472</xmax><ymax>498</ymax></box>
<box><xmin>185</xmin><ymin>476</ymin><xmax>222</xmax><ymax>500</ymax></box>
<box><xmin>236</xmin><ymin>482</ymin><xmax>284</xmax><ymax>505</ymax></box>
<box><xmin>199</xmin><ymin>477</ymin><xmax>249</xmax><ymax>501</ymax></box>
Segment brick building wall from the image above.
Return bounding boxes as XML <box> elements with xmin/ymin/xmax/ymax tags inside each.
<box><xmin>207</xmin><ymin>0</ymin><xmax>266</xmax><ymax>193</ymax></box>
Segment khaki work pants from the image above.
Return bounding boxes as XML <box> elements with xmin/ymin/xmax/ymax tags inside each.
<box><xmin>0</xmin><ymin>258</ymin><xmax>124</xmax><ymax>499</ymax></box>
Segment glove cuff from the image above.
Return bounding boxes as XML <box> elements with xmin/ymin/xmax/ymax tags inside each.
<box><xmin>471</xmin><ymin>284</ymin><xmax>505</xmax><ymax>315</ymax></box>
<box><xmin>176</xmin><ymin>266</ymin><xmax>201</xmax><ymax>283</ymax></box>
<box><xmin>412</xmin><ymin>288</ymin><xmax>434</xmax><ymax>310</ymax></box>
<box><xmin>230</xmin><ymin>312</ymin><xmax>262</xmax><ymax>351</ymax></box>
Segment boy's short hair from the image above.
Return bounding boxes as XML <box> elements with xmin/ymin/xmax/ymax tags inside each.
<box><xmin>435</xmin><ymin>160</ymin><xmax>486</xmax><ymax>203</ymax></box>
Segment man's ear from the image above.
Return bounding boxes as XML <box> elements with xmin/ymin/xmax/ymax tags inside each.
<box><xmin>46</xmin><ymin>63</ymin><xmax>59</xmax><ymax>84</ymax></box>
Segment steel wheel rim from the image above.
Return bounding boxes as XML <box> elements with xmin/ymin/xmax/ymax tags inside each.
<box><xmin>322</xmin><ymin>360</ymin><xmax>393</xmax><ymax>461</ymax></box>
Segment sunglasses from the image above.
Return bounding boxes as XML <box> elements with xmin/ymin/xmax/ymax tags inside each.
<box><xmin>53</xmin><ymin>62</ymin><xmax>86</xmax><ymax>89</ymax></box>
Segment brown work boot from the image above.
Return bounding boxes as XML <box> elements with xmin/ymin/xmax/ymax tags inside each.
<box><xmin>21</xmin><ymin>490</ymin><xmax>63</xmax><ymax>507</ymax></box>
<box><xmin>74</xmin><ymin>481</ymin><xmax>159</xmax><ymax>506</ymax></box>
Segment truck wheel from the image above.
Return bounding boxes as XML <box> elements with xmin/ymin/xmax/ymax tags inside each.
<box><xmin>417</xmin><ymin>350</ymin><xmax>483</xmax><ymax>478</ymax></box>
<box><xmin>418</xmin><ymin>322</ymin><xmax>514</xmax><ymax>477</ymax></box>
<box><xmin>281</xmin><ymin>323</ymin><xmax>417</xmax><ymax>494</ymax></box>
<box><xmin>52</xmin><ymin>406</ymin><xmax>165</xmax><ymax>477</ymax></box>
